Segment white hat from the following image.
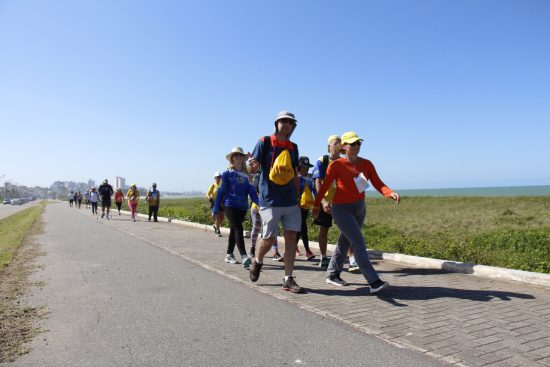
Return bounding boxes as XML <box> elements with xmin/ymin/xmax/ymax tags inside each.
<box><xmin>274</xmin><ymin>110</ymin><xmax>297</xmax><ymax>123</ymax></box>
<box><xmin>214</xmin><ymin>172</ymin><xmax>222</xmax><ymax>177</ymax></box>
<box><xmin>226</xmin><ymin>147</ymin><xmax>245</xmax><ymax>161</ymax></box>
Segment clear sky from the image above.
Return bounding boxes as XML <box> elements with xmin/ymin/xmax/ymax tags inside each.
<box><xmin>1</xmin><ymin>0</ymin><xmax>549</xmax><ymax>192</ymax></box>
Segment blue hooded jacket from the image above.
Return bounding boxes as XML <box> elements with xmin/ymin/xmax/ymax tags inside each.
<box><xmin>213</xmin><ymin>170</ymin><xmax>259</xmax><ymax>214</ymax></box>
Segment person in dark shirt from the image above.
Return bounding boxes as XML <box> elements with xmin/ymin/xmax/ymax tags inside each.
<box><xmin>98</xmin><ymin>179</ymin><xmax>114</xmax><ymax>219</ymax></box>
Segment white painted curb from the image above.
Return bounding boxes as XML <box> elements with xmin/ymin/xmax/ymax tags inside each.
<box><xmin>120</xmin><ymin>210</ymin><xmax>550</xmax><ymax>288</ymax></box>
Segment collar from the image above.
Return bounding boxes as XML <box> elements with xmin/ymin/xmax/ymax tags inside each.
<box><xmin>270</xmin><ymin>134</ymin><xmax>294</xmax><ymax>150</ymax></box>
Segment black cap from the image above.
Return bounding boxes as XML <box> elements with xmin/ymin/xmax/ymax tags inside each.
<box><xmin>299</xmin><ymin>156</ymin><xmax>313</xmax><ymax>168</ymax></box>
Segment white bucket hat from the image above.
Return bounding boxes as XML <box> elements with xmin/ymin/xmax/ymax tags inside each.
<box><xmin>226</xmin><ymin>147</ymin><xmax>245</xmax><ymax>161</ymax></box>
<box><xmin>214</xmin><ymin>172</ymin><xmax>222</xmax><ymax>178</ymax></box>
<box><xmin>274</xmin><ymin>110</ymin><xmax>297</xmax><ymax>123</ymax></box>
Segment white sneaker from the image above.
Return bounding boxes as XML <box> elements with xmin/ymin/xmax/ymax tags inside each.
<box><xmin>224</xmin><ymin>254</ymin><xmax>238</xmax><ymax>264</ymax></box>
<box><xmin>242</xmin><ymin>256</ymin><xmax>252</xmax><ymax>268</ymax></box>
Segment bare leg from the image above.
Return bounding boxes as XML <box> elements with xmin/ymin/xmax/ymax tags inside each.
<box><xmin>283</xmin><ymin>230</ymin><xmax>297</xmax><ymax>277</ymax></box>
<box><xmin>255</xmin><ymin>237</ymin><xmax>275</xmax><ymax>263</ymax></box>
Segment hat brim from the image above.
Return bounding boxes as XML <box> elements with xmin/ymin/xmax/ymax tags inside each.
<box><xmin>226</xmin><ymin>152</ymin><xmax>245</xmax><ymax>161</ymax></box>
<box><xmin>343</xmin><ymin>138</ymin><xmax>363</xmax><ymax>145</ymax></box>
<box><xmin>274</xmin><ymin>117</ymin><xmax>297</xmax><ymax>123</ymax></box>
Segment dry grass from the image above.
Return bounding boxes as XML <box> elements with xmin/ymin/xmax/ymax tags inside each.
<box><xmin>0</xmin><ymin>204</ymin><xmax>47</xmax><ymax>362</ymax></box>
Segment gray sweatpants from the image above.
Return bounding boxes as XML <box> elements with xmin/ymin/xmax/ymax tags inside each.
<box><xmin>327</xmin><ymin>199</ymin><xmax>380</xmax><ymax>285</ymax></box>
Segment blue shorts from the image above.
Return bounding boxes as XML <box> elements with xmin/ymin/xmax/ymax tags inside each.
<box><xmin>259</xmin><ymin>205</ymin><xmax>301</xmax><ymax>239</ymax></box>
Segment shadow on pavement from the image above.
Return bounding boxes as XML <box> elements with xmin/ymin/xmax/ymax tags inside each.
<box><xmin>377</xmin><ymin>267</ymin><xmax>453</xmax><ymax>277</ymax></box>
<box><xmin>305</xmin><ymin>285</ymin><xmax>535</xmax><ymax>307</ymax></box>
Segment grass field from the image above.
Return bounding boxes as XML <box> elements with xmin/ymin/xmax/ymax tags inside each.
<box><xmin>119</xmin><ymin>196</ymin><xmax>550</xmax><ymax>273</ymax></box>
<box><xmin>0</xmin><ymin>203</ymin><xmax>46</xmax><ymax>269</ymax></box>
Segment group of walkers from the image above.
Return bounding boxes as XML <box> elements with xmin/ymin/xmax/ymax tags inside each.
<box><xmin>209</xmin><ymin>110</ymin><xmax>400</xmax><ymax>294</ymax></box>
<box><xmin>68</xmin><ymin>179</ymin><xmax>162</xmax><ymax>222</ymax></box>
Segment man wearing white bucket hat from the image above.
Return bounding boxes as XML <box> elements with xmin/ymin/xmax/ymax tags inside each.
<box><xmin>247</xmin><ymin>111</ymin><xmax>304</xmax><ymax>293</ymax></box>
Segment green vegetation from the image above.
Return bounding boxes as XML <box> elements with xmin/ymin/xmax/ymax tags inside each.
<box><xmin>124</xmin><ymin>196</ymin><xmax>550</xmax><ymax>273</ymax></box>
<box><xmin>0</xmin><ymin>203</ymin><xmax>45</xmax><ymax>269</ymax></box>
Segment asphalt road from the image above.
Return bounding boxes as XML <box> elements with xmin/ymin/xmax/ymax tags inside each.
<box><xmin>0</xmin><ymin>201</ymin><xmax>40</xmax><ymax>220</ymax></box>
<box><xmin>4</xmin><ymin>203</ymin><xmax>447</xmax><ymax>367</ymax></box>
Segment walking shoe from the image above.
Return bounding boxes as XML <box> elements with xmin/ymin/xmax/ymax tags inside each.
<box><xmin>348</xmin><ymin>263</ymin><xmax>361</xmax><ymax>273</ymax></box>
<box><xmin>272</xmin><ymin>252</ymin><xmax>282</xmax><ymax>261</ymax></box>
<box><xmin>225</xmin><ymin>254</ymin><xmax>238</xmax><ymax>264</ymax></box>
<box><xmin>282</xmin><ymin>276</ymin><xmax>304</xmax><ymax>293</ymax></box>
<box><xmin>242</xmin><ymin>256</ymin><xmax>252</xmax><ymax>269</ymax></box>
<box><xmin>277</xmin><ymin>255</ymin><xmax>285</xmax><ymax>262</ymax></box>
<box><xmin>319</xmin><ymin>256</ymin><xmax>330</xmax><ymax>268</ymax></box>
<box><xmin>369</xmin><ymin>279</ymin><xmax>389</xmax><ymax>294</ymax></box>
<box><xmin>216</xmin><ymin>232</ymin><xmax>222</xmax><ymax>237</ymax></box>
<box><xmin>296</xmin><ymin>249</ymin><xmax>303</xmax><ymax>257</ymax></box>
<box><xmin>326</xmin><ymin>274</ymin><xmax>348</xmax><ymax>286</ymax></box>
<box><xmin>249</xmin><ymin>260</ymin><xmax>263</xmax><ymax>282</ymax></box>
<box><xmin>101</xmin><ymin>213</ymin><xmax>105</xmax><ymax>219</ymax></box>
<box><xmin>132</xmin><ymin>218</ymin><xmax>136</xmax><ymax>222</ymax></box>
<box><xmin>305</xmin><ymin>251</ymin><xmax>315</xmax><ymax>260</ymax></box>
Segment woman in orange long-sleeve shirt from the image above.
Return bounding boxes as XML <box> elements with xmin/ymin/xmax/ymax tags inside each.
<box><xmin>312</xmin><ymin>131</ymin><xmax>400</xmax><ymax>294</ymax></box>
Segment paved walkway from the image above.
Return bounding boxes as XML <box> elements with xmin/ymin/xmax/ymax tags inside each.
<box><xmin>84</xmin><ymin>209</ymin><xmax>550</xmax><ymax>367</ymax></box>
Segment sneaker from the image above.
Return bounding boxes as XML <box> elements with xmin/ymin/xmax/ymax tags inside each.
<box><xmin>242</xmin><ymin>256</ymin><xmax>252</xmax><ymax>269</ymax></box>
<box><xmin>305</xmin><ymin>251</ymin><xmax>315</xmax><ymax>260</ymax></box>
<box><xmin>106</xmin><ymin>216</ymin><xmax>110</xmax><ymax>220</ymax></box>
<box><xmin>216</xmin><ymin>232</ymin><xmax>222</xmax><ymax>237</ymax></box>
<box><xmin>277</xmin><ymin>255</ymin><xmax>285</xmax><ymax>262</ymax></box>
<box><xmin>272</xmin><ymin>253</ymin><xmax>282</xmax><ymax>261</ymax></box>
<box><xmin>319</xmin><ymin>256</ymin><xmax>330</xmax><ymax>268</ymax></box>
<box><xmin>326</xmin><ymin>274</ymin><xmax>348</xmax><ymax>286</ymax></box>
<box><xmin>296</xmin><ymin>249</ymin><xmax>303</xmax><ymax>257</ymax></box>
<box><xmin>369</xmin><ymin>279</ymin><xmax>389</xmax><ymax>294</ymax></box>
<box><xmin>249</xmin><ymin>260</ymin><xmax>263</xmax><ymax>282</ymax></box>
<box><xmin>225</xmin><ymin>254</ymin><xmax>238</xmax><ymax>264</ymax></box>
<box><xmin>282</xmin><ymin>276</ymin><xmax>304</xmax><ymax>293</ymax></box>
<box><xmin>348</xmin><ymin>263</ymin><xmax>361</xmax><ymax>273</ymax></box>
<box><xmin>101</xmin><ymin>213</ymin><xmax>105</xmax><ymax>219</ymax></box>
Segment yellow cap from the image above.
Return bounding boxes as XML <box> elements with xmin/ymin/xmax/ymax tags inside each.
<box><xmin>341</xmin><ymin>131</ymin><xmax>363</xmax><ymax>145</ymax></box>
<box><xmin>327</xmin><ymin>135</ymin><xmax>341</xmax><ymax>144</ymax></box>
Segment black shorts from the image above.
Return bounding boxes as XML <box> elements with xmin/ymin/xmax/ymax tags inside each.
<box><xmin>313</xmin><ymin>205</ymin><xmax>333</xmax><ymax>228</ymax></box>
<box><xmin>101</xmin><ymin>198</ymin><xmax>111</xmax><ymax>207</ymax></box>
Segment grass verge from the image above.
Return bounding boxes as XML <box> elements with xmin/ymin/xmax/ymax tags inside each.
<box><xmin>0</xmin><ymin>202</ymin><xmax>47</xmax><ymax>362</ymax></box>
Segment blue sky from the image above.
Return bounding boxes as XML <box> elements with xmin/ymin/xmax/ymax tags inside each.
<box><xmin>1</xmin><ymin>0</ymin><xmax>549</xmax><ymax>192</ymax></box>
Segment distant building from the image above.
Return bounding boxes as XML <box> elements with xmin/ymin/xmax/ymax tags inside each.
<box><xmin>87</xmin><ymin>179</ymin><xmax>95</xmax><ymax>188</ymax></box>
<box><xmin>115</xmin><ymin>176</ymin><xmax>126</xmax><ymax>190</ymax></box>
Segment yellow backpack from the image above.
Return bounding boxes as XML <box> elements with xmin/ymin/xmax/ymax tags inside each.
<box><xmin>269</xmin><ymin>149</ymin><xmax>295</xmax><ymax>185</ymax></box>
<box><xmin>300</xmin><ymin>185</ymin><xmax>315</xmax><ymax>209</ymax></box>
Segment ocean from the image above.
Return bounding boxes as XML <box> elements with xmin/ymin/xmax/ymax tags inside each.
<box><xmin>365</xmin><ymin>185</ymin><xmax>550</xmax><ymax>197</ymax></box>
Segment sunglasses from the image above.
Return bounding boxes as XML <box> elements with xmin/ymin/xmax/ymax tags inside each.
<box><xmin>346</xmin><ymin>141</ymin><xmax>362</xmax><ymax>147</ymax></box>
<box><xmin>278</xmin><ymin>119</ymin><xmax>296</xmax><ymax>126</ymax></box>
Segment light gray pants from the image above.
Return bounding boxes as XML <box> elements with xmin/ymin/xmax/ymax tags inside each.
<box><xmin>327</xmin><ymin>199</ymin><xmax>380</xmax><ymax>285</ymax></box>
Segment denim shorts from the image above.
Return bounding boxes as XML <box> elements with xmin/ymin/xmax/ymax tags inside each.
<box><xmin>260</xmin><ymin>205</ymin><xmax>301</xmax><ymax>238</ymax></box>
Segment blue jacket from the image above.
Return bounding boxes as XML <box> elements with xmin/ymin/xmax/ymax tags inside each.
<box><xmin>298</xmin><ymin>175</ymin><xmax>317</xmax><ymax>197</ymax></box>
<box><xmin>213</xmin><ymin>170</ymin><xmax>259</xmax><ymax>214</ymax></box>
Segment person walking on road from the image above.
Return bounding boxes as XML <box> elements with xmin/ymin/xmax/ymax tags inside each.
<box><xmin>247</xmin><ymin>110</ymin><xmax>304</xmax><ymax>293</ymax></box>
<box><xmin>213</xmin><ymin>147</ymin><xmax>259</xmax><ymax>268</ymax></box>
<box><xmin>114</xmin><ymin>188</ymin><xmax>125</xmax><ymax>215</ymax></box>
<box><xmin>127</xmin><ymin>184</ymin><xmax>140</xmax><ymax>222</ymax></box>
<box><xmin>68</xmin><ymin>192</ymin><xmax>74</xmax><ymax>207</ymax></box>
<box><xmin>98</xmin><ymin>179</ymin><xmax>114</xmax><ymax>219</ymax></box>
<box><xmin>207</xmin><ymin>172</ymin><xmax>224</xmax><ymax>237</ymax></box>
<box><xmin>89</xmin><ymin>187</ymin><xmax>99</xmax><ymax>215</ymax></box>
<box><xmin>84</xmin><ymin>189</ymin><xmax>90</xmax><ymax>209</ymax></box>
<box><xmin>312</xmin><ymin>131</ymin><xmax>400</xmax><ymax>294</ymax></box>
<box><xmin>76</xmin><ymin>191</ymin><xmax>82</xmax><ymax>209</ymax></box>
<box><xmin>296</xmin><ymin>156</ymin><xmax>316</xmax><ymax>260</ymax></box>
<box><xmin>145</xmin><ymin>183</ymin><xmax>161</xmax><ymax>222</ymax></box>
<box><xmin>312</xmin><ymin>135</ymin><xmax>341</xmax><ymax>268</ymax></box>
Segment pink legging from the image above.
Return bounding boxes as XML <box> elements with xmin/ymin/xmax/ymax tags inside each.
<box><xmin>129</xmin><ymin>201</ymin><xmax>138</xmax><ymax>219</ymax></box>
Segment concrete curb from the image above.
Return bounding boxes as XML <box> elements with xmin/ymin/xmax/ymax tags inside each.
<box><xmin>120</xmin><ymin>210</ymin><xmax>550</xmax><ymax>288</ymax></box>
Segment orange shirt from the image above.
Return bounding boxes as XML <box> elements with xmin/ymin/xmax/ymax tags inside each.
<box><xmin>314</xmin><ymin>157</ymin><xmax>393</xmax><ymax>206</ymax></box>
<box><xmin>114</xmin><ymin>191</ymin><xmax>124</xmax><ymax>203</ymax></box>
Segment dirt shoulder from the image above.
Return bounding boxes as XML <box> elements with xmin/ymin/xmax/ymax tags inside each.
<box><xmin>0</xmin><ymin>205</ymin><xmax>47</xmax><ymax>362</ymax></box>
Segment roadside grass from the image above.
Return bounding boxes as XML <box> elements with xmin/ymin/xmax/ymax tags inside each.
<box><xmin>0</xmin><ymin>203</ymin><xmax>46</xmax><ymax>269</ymax></box>
<box><xmin>122</xmin><ymin>196</ymin><xmax>550</xmax><ymax>273</ymax></box>
<box><xmin>0</xmin><ymin>202</ymin><xmax>47</xmax><ymax>362</ymax></box>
